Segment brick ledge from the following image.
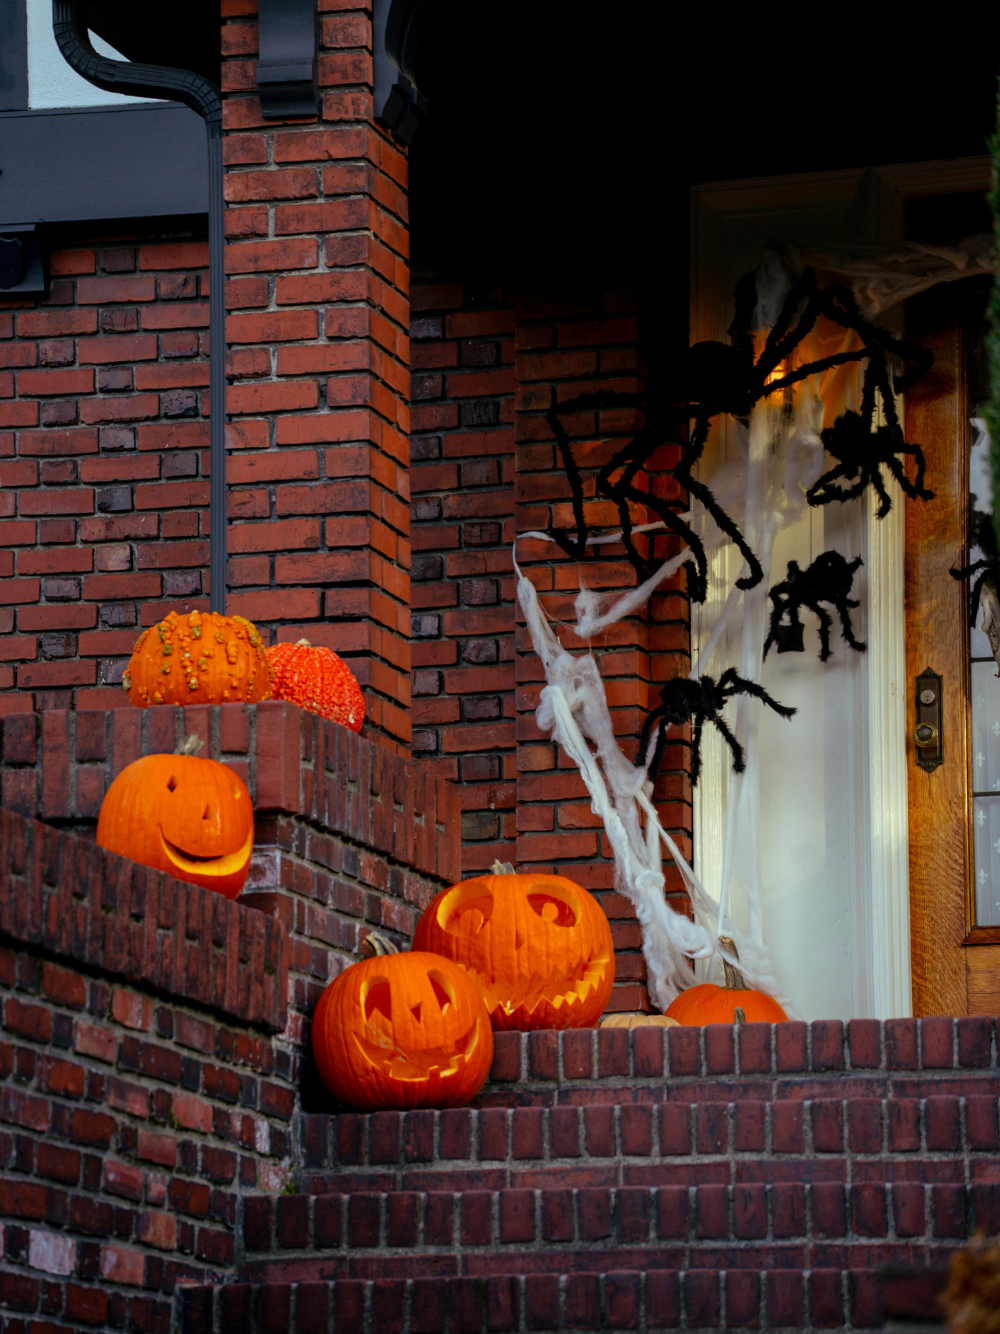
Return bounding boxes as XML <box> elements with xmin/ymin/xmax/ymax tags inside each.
<box><xmin>0</xmin><ymin>807</ymin><xmax>288</xmax><ymax>1032</ymax></box>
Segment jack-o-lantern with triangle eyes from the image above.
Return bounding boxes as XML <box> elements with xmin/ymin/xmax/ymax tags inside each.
<box><xmin>96</xmin><ymin>737</ymin><xmax>254</xmax><ymax>900</ymax></box>
<box><xmin>413</xmin><ymin>862</ymin><xmax>615</xmax><ymax>1031</ymax></box>
<box><xmin>311</xmin><ymin>952</ymin><xmax>493</xmax><ymax>1110</ymax></box>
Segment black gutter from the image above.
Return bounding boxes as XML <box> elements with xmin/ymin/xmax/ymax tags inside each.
<box><xmin>52</xmin><ymin>0</ymin><xmax>227</xmax><ymax>615</ymax></box>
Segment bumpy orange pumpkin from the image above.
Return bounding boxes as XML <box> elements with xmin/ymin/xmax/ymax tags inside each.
<box><xmin>267</xmin><ymin>639</ymin><xmax>365</xmax><ymax>731</ymax></box>
<box><xmin>413</xmin><ymin>862</ymin><xmax>615</xmax><ymax>1031</ymax></box>
<box><xmin>123</xmin><ymin>610</ymin><xmax>271</xmax><ymax>708</ymax></box>
<box><xmin>96</xmin><ymin>738</ymin><xmax>254</xmax><ymax>899</ymax></box>
<box><xmin>665</xmin><ymin>938</ymin><xmax>787</xmax><ymax>1025</ymax></box>
<box><xmin>311</xmin><ymin>951</ymin><xmax>493</xmax><ymax>1110</ymax></box>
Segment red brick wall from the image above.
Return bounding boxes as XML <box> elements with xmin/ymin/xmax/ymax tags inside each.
<box><xmin>408</xmin><ymin>280</ymin><xmax>691</xmax><ymax>1009</ymax></box>
<box><xmin>0</xmin><ymin>808</ymin><xmax>295</xmax><ymax>1329</ymax></box>
<box><xmin>220</xmin><ymin>0</ymin><xmax>412</xmax><ymax>752</ymax></box>
<box><xmin>0</xmin><ymin>227</ymin><xmax>214</xmax><ymax>718</ymax></box>
<box><xmin>513</xmin><ymin>289</ymin><xmax>692</xmax><ymax>1011</ymax></box>
<box><xmin>409</xmin><ymin>282</ymin><xmax>517</xmax><ymax>871</ymax></box>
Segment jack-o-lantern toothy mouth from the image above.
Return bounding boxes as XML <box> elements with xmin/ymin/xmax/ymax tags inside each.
<box><xmin>159</xmin><ymin>826</ymin><xmax>254</xmax><ymax>877</ymax></box>
<box><xmin>353</xmin><ymin>1015</ymin><xmax>484</xmax><ymax>1083</ymax></box>
<box><xmin>468</xmin><ymin>953</ymin><xmax>613</xmax><ymax>1018</ymax></box>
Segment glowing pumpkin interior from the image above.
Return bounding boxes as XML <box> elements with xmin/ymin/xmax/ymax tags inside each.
<box><xmin>413</xmin><ymin>868</ymin><xmax>615</xmax><ymax>1030</ymax></box>
<box><xmin>311</xmin><ymin>951</ymin><xmax>493</xmax><ymax>1110</ymax></box>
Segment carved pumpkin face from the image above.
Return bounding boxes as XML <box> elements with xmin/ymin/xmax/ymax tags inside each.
<box><xmin>96</xmin><ymin>752</ymin><xmax>254</xmax><ymax>900</ymax></box>
<box><xmin>311</xmin><ymin>952</ymin><xmax>493</xmax><ymax>1111</ymax></box>
<box><xmin>413</xmin><ymin>868</ymin><xmax>615</xmax><ymax>1031</ymax></box>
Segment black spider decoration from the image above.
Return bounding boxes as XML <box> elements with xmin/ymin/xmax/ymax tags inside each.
<box><xmin>764</xmin><ymin>551</ymin><xmax>866</xmax><ymax>662</ymax></box>
<box><xmin>805</xmin><ymin>413</ymin><xmax>934</xmax><ymax>516</ymax></box>
<box><xmin>950</xmin><ymin>509</ymin><xmax>1000</xmax><ymax>628</ymax></box>
<box><xmin>637</xmin><ymin>669</ymin><xmax>797</xmax><ymax>786</ymax></box>
<box><xmin>546</xmin><ymin>267</ymin><xmax>933</xmax><ymax>606</ymax></box>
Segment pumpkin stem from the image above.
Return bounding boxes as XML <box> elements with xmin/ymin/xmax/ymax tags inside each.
<box><xmin>733</xmin><ymin>1006</ymin><xmax>747</xmax><ymax>1024</ymax></box>
<box><xmin>717</xmin><ymin>934</ymin><xmax>748</xmax><ymax>991</ymax></box>
<box><xmin>295</xmin><ymin>638</ymin><xmax>312</xmax><ymax>648</ymax></box>
<box><xmin>359</xmin><ymin>930</ymin><xmax>399</xmax><ymax>958</ymax></box>
<box><xmin>490</xmin><ymin>859</ymin><xmax>516</xmax><ymax>875</ymax></box>
<box><xmin>176</xmin><ymin>735</ymin><xmax>204</xmax><ymax>756</ymax></box>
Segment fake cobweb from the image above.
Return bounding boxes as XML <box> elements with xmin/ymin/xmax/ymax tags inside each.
<box><xmin>511</xmin><ymin>242</ymin><xmax>985</xmax><ymax>1014</ymax></box>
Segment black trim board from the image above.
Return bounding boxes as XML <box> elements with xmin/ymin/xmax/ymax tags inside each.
<box><xmin>0</xmin><ymin>0</ymin><xmax>28</xmax><ymax>112</ymax></box>
<box><xmin>0</xmin><ymin>101</ymin><xmax>207</xmax><ymax>226</ymax></box>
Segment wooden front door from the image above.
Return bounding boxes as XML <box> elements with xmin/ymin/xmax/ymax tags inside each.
<box><xmin>905</xmin><ymin>271</ymin><xmax>1000</xmax><ymax>1016</ymax></box>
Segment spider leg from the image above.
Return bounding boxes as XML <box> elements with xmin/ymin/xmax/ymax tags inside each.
<box><xmin>545</xmin><ymin>407</ymin><xmax>589</xmax><ymax>559</ymax></box>
<box><xmin>637</xmin><ymin>702</ymin><xmax>674</xmax><ymax>770</ymax></box>
<box><xmin>835</xmin><ymin>596</ymin><xmax>866</xmax><ymax>652</ymax></box>
<box><xmin>689</xmin><ymin>712</ymin><xmax>706</xmax><ymax>786</ymax></box>
<box><xmin>812</xmin><ymin>600</ymin><xmax>834</xmax><ymax>661</ymax></box>
<box><xmin>710</xmin><ymin>711</ymin><xmax>745</xmax><ymax>775</ymax></box>
<box><xmin>885</xmin><ymin>447</ymin><xmax>934</xmax><ymax>503</ymax></box>
<box><xmin>870</xmin><ymin>466</ymin><xmax>893</xmax><ymax>519</ymax></box>
<box><xmin>722</xmin><ymin>671</ymin><xmax>797</xmax><ymax>720</ymax></box>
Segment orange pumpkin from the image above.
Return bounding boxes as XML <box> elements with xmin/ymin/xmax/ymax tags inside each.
<box><xmin>413</xmin><ymin>861</ymin><xmax>615</xmax><ymax>1031</ymax></box>
<box><xmin>96</xmin><ymin>738</ymin><xmax>254</xmax><ymax>900</ymax></box>
<box><xmin>601</xmin><ymin>1013</ymin><xmax>680</xmax><ymax>1029</ymax></box>
<box><xmin>267</xmin><ymin>638</ymin><xmax>365</xmax><ymax>732</ymax></box>
<box><xmin>311</xmin><ymin>951</ymin><xmax>493</xmax><ymax>1110</ymax></box>
<box><xmin>665</xmin><ymin>937</ymin><xmax>788</xmax><ymax>1025</ymax></box>
<box><xmin>123</xmin><ymin>610</ymin><xmax>271</xmax><ymax>708</ymax></box>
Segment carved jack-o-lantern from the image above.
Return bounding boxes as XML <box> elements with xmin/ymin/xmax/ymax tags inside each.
<box><xmin>96</xmin><ymin>738</ymin><xmax>254</xmax><ymax>900</ymax></box>
<box><xmin>413</xmin><ymin>863</ymin><xmax>615</xmax><ymax>1031</ymax></box>
<box><xmin>311</xmin><ymin>952</ymin><xmax>493</xmax><ymax>1111</ymax></box>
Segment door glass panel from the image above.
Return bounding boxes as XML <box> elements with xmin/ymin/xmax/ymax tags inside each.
<box><xmin>968</xmin><ymin>295</ymin><xmax>1000</xmax><ymax>924</ymax></box>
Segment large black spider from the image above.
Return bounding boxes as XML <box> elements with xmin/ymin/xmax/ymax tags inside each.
<box><xmin>764</xmin><ymin>550</ymin><xmax>866</xmax><ymax>662</ymax></box>
<box><xmin>805</xmin><ymin>413</ymin><xmax>934</xmax><ymax>516</ymax></box>
<box><xmin>546</xmin><ymin>268</ymin><xmax>933</xmax><ymax>605</ymax></box>
<box><xmin>637</xmin><ymin>669</ymin><xmax>797</xmax><ymax>786</ymax></box>
<box><xmin>951</xmin><ymin>509</ymin><xmax>1000</xmax><ymax>628</ymax></box>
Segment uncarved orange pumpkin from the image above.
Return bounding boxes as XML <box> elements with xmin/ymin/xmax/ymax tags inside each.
<box><xmin>311</xmin><ymin>951</ymin><xmax>493</xmax><ymax>1110</ymax></box>
<box><xmin>413</xmin><ymin>862</ymin><xmax>615</xmax><ymax>1031</ymax></box>
<box><xmin>665</xmin><ymin>938</ymin><xmax>787</xmax><ymax>1025</ymax></box>
<box><xmin>267</xmin><ymin>638</ymin><xmax>365</xmax><ymax>731</ymax></box>
<box><xmin>96</xmin><ymin>739</ymin><xmax>254</xmax><ymax>899</ymax></box>
<box><xmin>124</xmin><ymin>610</ymin><xmax>271</xmax><ymax>708</ymax></box>
<box><xmin>601</xmin><ymin>1013</ymin><xmax>680</xmax><ymax>1029</ymax></box>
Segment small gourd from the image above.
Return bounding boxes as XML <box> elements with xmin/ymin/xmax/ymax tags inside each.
<box><xmin>664</xmin><ymin>936</ymin><xmax>788</xmax><ymax>1025</ymax></box>
<box><xmin>267</xmin><ymin>638</ymin><xmax>365</xmax><ymax>732</ymax></box>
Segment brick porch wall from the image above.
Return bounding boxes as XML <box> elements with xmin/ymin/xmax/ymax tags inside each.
<box><xmin>409</xmin><ymin>279</ymin><xmax>693</xmax><ymax>1011</ymax></box>
<box><xmin>0</xmin><ymin>226</ymin><xmax>217</xmax><ymax>717</ymax></box>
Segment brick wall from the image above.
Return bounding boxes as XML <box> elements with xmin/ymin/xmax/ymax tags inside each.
<box><xmin>0</xmin><ymin>694</ymin><xmax>461</xmax><ymax>1326</ymax></box>
<box><xmin>409</xmin><ymin>281</ymin><xmax>517</xmax><ymax>872</ymax></box>
<box><xmin>220</xmin><ymin>0</ymin><xmax>412</xmax><ymax>751</ymax></box>
<box><xmin>409</xmin><ymin>279</ymin><xmax>692</xmax><ymax>1011</ymax></box>
<box><xmin>0</xmin><ymin>225</ymin><xmax>215</xmax><ymax>718</ymax></box>
<box><xmin>0</xmin><ymin>701</ymin><xmax>460</xmax><ymax>1050</ymax></box>
<box><xmin>0</xmin><ymin>808</ymin><xmax>295</xmax><ymax>1330</ymax></box>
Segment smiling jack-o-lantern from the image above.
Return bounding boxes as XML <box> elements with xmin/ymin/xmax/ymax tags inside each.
<box><xmin>413</xmin><ymin>862</ymin><xmax>615</xmax><ymax>1031</ymax></box>
<box><xmin>311</xmin><ymin>952</ymin><xmax>493</xmax><ymax>1110</ymax></box>
<box><xmin>96</xmin><ymin>737</ymin><xmax>253</xmax><ymax>900</ymax></box>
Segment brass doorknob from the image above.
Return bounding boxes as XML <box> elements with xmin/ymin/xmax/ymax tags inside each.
<box><xmin>914</xmin><ymin>723</ymin><xmax>939</xmax><ymax>749</ymax></box>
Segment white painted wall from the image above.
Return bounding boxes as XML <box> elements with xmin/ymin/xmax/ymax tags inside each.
<box><xmin>26</xmin><ymin>0</ymin><xmax>160</xmax><ymax>108</ymax></box>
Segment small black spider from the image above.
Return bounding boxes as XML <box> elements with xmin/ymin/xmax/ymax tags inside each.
<box><xmin>638</xmin><ymin>668</ymin><xmax>796</xmax><ymax>786</ymax></box>
<box><xmin>951</xmin><ymin>510</ymin><xmax>1000</xmax><ymax>628</ymax></box>
<box><xmin>764</xmin><ymin>551</ymin><xmax>866</xmax><ymax>662</ymax></box>
<box><xmin>806</xmin><ymin>411</ymin><xmax>934</xmax><ymax>517</ymax></box>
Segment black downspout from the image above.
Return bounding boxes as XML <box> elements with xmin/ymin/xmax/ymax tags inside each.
<box><xmin>52</xmin><ymin>0</ymin><xmax>228</xmax><ymax>614</ymax></box>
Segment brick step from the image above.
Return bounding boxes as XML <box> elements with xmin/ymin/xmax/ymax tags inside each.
<box><xmin>237</xmin><ymin>1182</ymin><xmax>992</xmax><ymax>1284</ymax></box>
<box><xmin>298</xmin><ymin>1091</ymin><xmax>1000</xmax><ymax>1192</ymax></box>
<box><xmin>177</xmin><ymin>1266</ymin><xmax>907</xmax><ymax>1332</ymax></box>
<box><xmin>475</xmin><ymin>1017</ymin><xmax>995</xmax><ymax>1097</ymax></box>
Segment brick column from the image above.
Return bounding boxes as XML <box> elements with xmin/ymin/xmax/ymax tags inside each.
<box><xmin>513</xmin><ymin>288</ymin><xmax>691</xmax><ymax>1012</ymax></box>
<box><xmin>221</xmin><ymin>0</ymin><xmax>411</xmax><ymax>752</ymax></box>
